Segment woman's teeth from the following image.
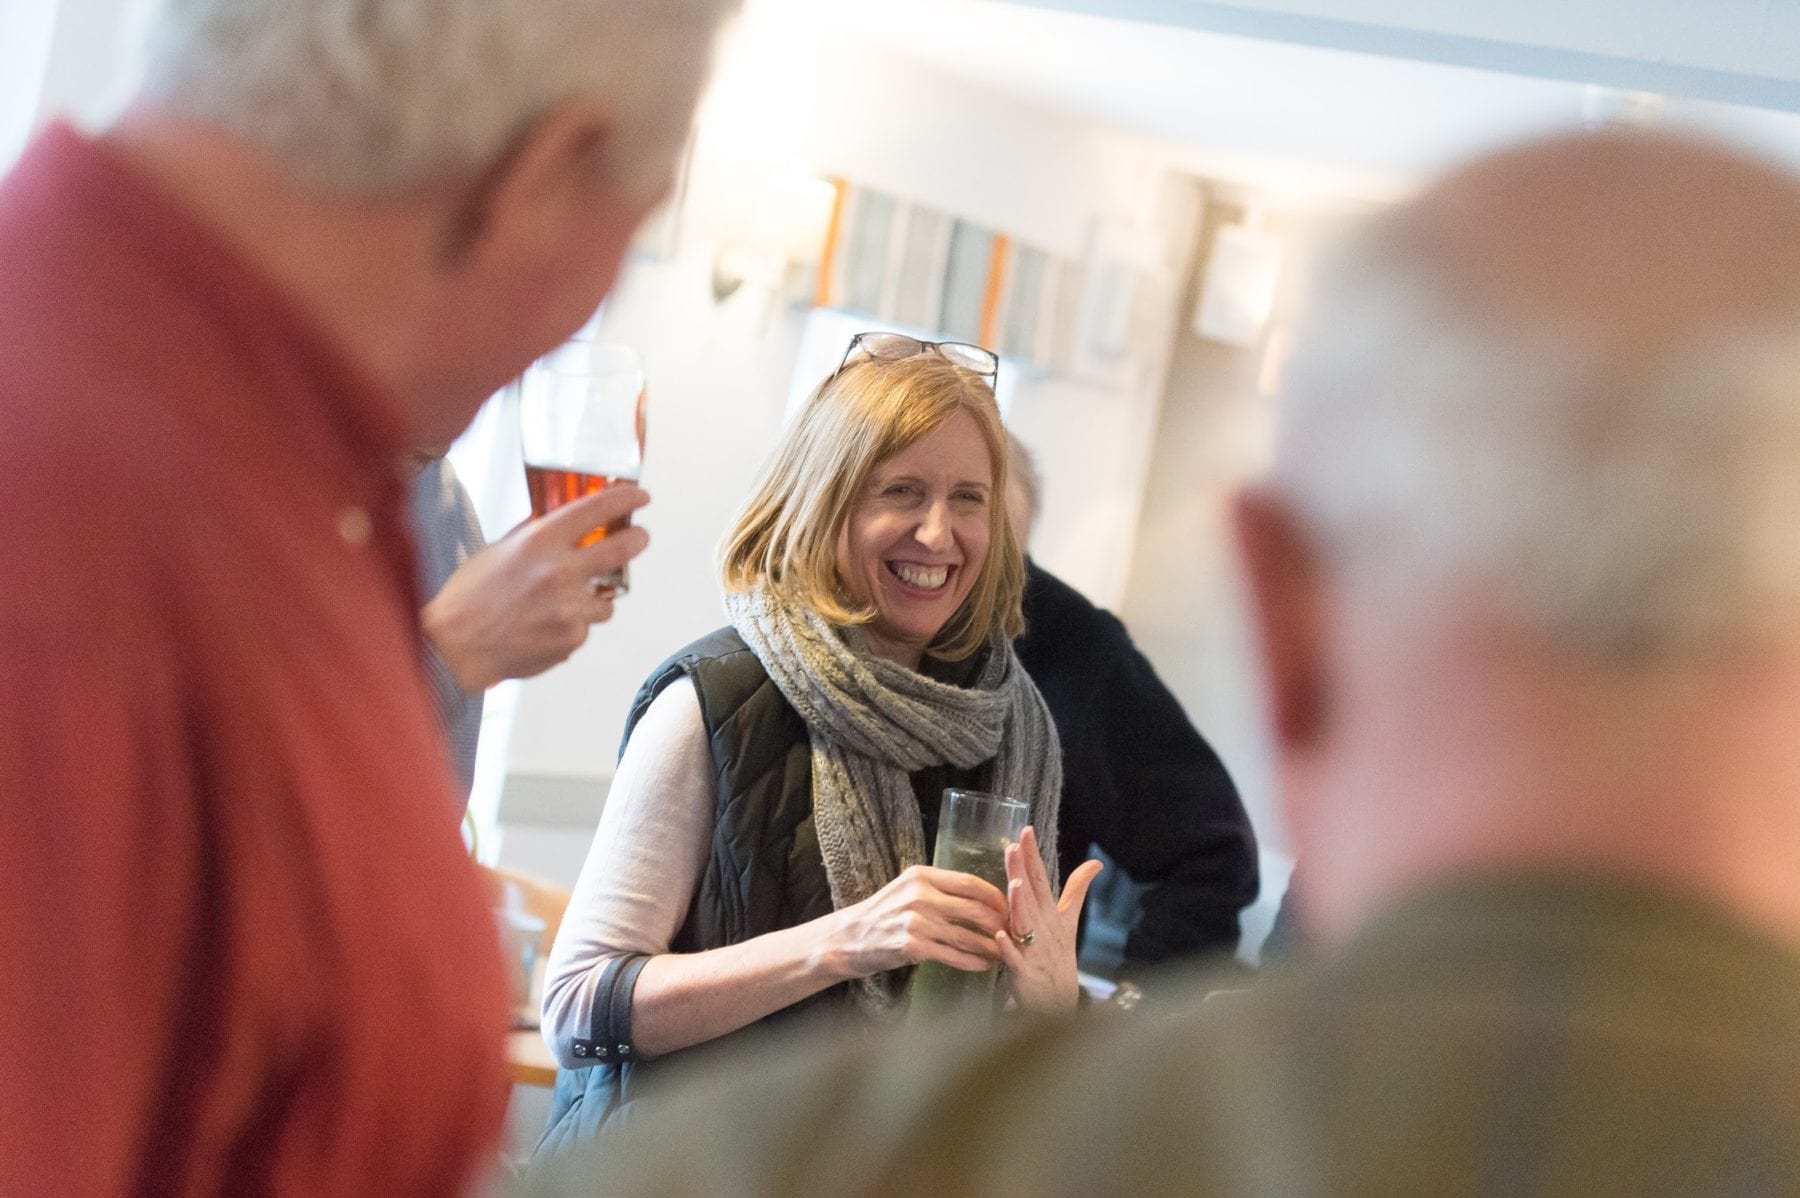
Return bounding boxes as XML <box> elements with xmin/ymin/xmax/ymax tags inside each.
<box><xmin>893</xmin><ymin>563</ymin><xmax>949</xmax><ymax>590</ymax></box>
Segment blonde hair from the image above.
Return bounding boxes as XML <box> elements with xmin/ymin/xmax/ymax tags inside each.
<box><xmin>722</xmin><ymin>353</ymin><xmax>1023</xmax><ymax>660</ymax></box>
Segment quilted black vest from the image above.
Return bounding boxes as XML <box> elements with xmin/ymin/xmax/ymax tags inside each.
<box><xmin>635</xmin><ymin>626</ymin><xmax>844</xmax><ymax>956</ymax></box>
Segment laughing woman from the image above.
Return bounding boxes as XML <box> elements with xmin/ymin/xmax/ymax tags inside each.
<box><xmin>536</xmin><ymin>333</ymin><xmax>1103</xmax><ymax>1151</ymax></box>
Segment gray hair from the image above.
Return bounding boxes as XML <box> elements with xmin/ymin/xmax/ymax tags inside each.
<box><xmin>1006</xmin><ymin>430</ymin><xmax>1042</xmax><ymax>530</ymax></box>
<box><xmin>135</xmin><ymin>0</ymin><xmax>737</xmax><ymax>193</ymax></box>
<box><xmin>1272</xmin><ymin>234</ymin><xmax>1800</xmax><ymax>660</ymax></box>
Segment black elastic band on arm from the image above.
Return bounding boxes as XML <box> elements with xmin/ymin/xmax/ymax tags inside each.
<box><xmin>571</xmin><ymin>952</ymin><xmax>651</xmax><ymax>1064</ymax></box>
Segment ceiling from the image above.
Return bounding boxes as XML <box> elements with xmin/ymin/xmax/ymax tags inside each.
<box><xmin>776</xmin><ymin>0</ymin><xmax>1800</xmax><ymax>200</ymax></box>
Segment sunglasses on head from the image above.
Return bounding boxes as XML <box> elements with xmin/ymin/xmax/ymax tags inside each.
<box><xmin>832</xmin><ymin>332</ymin><xmax>999</xmax><ymax>384</ymax></box>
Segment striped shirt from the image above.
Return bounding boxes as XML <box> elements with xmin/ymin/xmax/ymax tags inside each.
<box><xmin>410</xmin><ymin>456</ymin><xmax>487</xmax><ymax>803</ymax></box>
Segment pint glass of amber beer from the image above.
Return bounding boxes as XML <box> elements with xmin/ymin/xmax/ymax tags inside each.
<box><xmin>518</xmin><ymin>341</ymin><xmax>646</xmax><ymax>592</ymax></box>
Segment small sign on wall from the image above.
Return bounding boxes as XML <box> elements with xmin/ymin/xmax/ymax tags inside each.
<box><xmin>1194</xmin><ymin>223</ymin><xmax>1285</xmax><ymax>348</ymax></box>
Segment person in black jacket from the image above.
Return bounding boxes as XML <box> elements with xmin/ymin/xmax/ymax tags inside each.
<box><xmin>1007</xmin><ymin>433</ymin><xmax>1259</xmax><ymax>978</ymax></box>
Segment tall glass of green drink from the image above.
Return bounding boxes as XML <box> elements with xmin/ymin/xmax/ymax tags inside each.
<box><xmin>907</xmin><ymin>788</ymin><xmax>1030</xmax><ymax>1022</ymax></box>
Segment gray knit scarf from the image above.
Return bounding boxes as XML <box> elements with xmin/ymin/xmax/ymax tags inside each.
<box><xmin>725</xmin><ymin>586</ymin><xmax>1062</xmax><ymax>1014</ymax></box>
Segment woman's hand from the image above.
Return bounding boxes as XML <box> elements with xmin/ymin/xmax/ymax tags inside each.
<box><xmin>997</xmin><ymin>826</ymin><xmax>1103</xmax><ymax>1014</ymax></box>
<box><xmin>819</xmin><ymin>865</ymin><xmax>1010</xmax><ymax>980</ymax></box>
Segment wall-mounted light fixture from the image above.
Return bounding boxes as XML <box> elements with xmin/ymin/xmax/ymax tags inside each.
<box><xmin>710</xmin><ymin>169</ymin><xmax>840</xmax><ymax>304</ymax></box>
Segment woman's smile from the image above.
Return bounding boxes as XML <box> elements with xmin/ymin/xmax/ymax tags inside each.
<box><xmin>888</xmin><ymin>560</ymin><xmax>953</xmax><ymax>592</ymax></box>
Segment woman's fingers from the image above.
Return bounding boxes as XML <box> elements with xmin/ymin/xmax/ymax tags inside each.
<box><xmin>1019</xmin><ymin>826</ymin><xmax>1054</xmax><ymax>894</ymax></box>
<box><xmin>908</xmin><ymin>913</ymin><xmax>1001</xmax><ymax>969</ymax></box>
<box><xmin>907</xmin><ymin>885</ymin><xmax>1008</xmax><ymax>935</ymax></box>
<box><xmin>1006</xmin><ymin>875</ymin><xmax>1040</xmax><ymax>935</ymax></box>
<box><xmin>996</xmin><ymin>838</ymin><xmax>1101</xmax><ymax>1016</ymax></box>
<box><xmin>919</xmin><ymin>931</ymin><xmax>1000</xmax><ymax>971</ymax></box>
<box><xmin>913</xmin><ymin>865</ymin><xmax>1008</xmax><ymax>916</ymax></box>
<box><xmin>1013</xmin><ymin>826</ymin><xmax>1061</xmax><ymax>921</ymax></box>
<box><xmin>895</xmin><ymin>867</ymin><xmax>1007</xmax><ymax>933</ymax></box>
<box><xmin>864</xmin><ymin>850</ymin><xmax>1090</xmax><ymax>982</ymax></box>
<box><xmin>1005</xmin><ymin>841</ymin><xmax>1054</xmax><ymax>927</ymax></box>
<box><xmin>994</xmin><ymin>927</ymin><xmax>1028</xmax><ymax>974</ymax></box>
<box><xmin>1002</xmin><ymin>849</ymin><xmax>1033</xmax><ymax>932</ymax></box>
<box><xmin>921</xmin><ymin>942</ymin><xmax>1002</xmax><ymax>972</ymax></box>
<box><xmin>1057</xmin><ymin>858</ymin><xmax>1105</xmax><ymax>920</ymax></box>
<box><xmin>929</xmin><ymin>892</ymin><xmax>1009</xmax><ymax>936</ymax></box>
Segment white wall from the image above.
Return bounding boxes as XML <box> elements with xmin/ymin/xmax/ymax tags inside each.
<box><xmin>699</xmin><ymin>9</ymin><xmax>1179</xmax><ymax>256</ymax></box>
<box><xmin>34</xmin><ymin>0</ymin><xmax>137</xmax><ymax>129</ymax></box>
<box><xmin>0</xmin><ymin>0</ymin><xmax>60</xmax><ymax>167</ymax></box>
<box><xmin>37</xmin><ymin>0</ymin><xmax>1793</xmax><ymax>918</ymax></box>
<box><xmin>0</xmin><ymin>0</ymin><xmax>1198</xmax><ymax>877</ymax></box>
<box><xmin>494</xmin><ymin>21</ymin><xmax>1195</xmax><ymax>861</ymax></box>
<box><xmin>3</xmin><ymin>0</ymin><xmax>140</xmax><ymax>168</ymax></box>
<box><xmin>500</xmin><ymin>248</ymin><xmax>807</xmax><ymax>787</ymax></box>
<box><xmin>1114</xmin><ymin>197</ymin><xmax>1351</xmax><ymax>949</ymax></box>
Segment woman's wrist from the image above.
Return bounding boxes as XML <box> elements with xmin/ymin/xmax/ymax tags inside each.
<box><xmin>804</xmin><ymin>910</ymin><xmax>858</xmax><ymax>984</ymax></box>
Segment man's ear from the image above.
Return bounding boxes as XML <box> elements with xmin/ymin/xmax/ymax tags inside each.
<box><xmin>1230</xmin><ymin>487</ymin><xmax>1330</xmax><ymax>752</ymax></box>
<box><xmin>439</xmin><ymin>99</ymin><xmax>629</xmax><ymax>272</ymax></box>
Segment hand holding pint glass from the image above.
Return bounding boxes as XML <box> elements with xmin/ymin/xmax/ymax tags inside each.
<box><xmin>904</xmin><ymin>791</ymin><xmax>1103</xmax><ymax>1021</ymax></box>
<box><xmin>907</xmin><ymin>789</ymin><xmax>1029</xmax><ymax>1020</ymax></box>
<box><xmin>520</xmin><ymin>341</ymin><xmax>647</xmax><ymax>594</ymax></box>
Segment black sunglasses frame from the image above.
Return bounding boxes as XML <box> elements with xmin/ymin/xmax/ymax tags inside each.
<box><xmin>831</xmin><ymin>331</ymin><xmax>1000</xmax><ymax>385</ymax></box>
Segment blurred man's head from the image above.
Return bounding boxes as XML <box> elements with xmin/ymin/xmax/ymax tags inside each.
<box><xmin>137</xmin><ymin>0</ymin><xmax>722</xmax><ymax>199</ymax></box>
<box><xmin>122</xmin><ymin>0</ymin><xmax>736</xmax><ymax>443</ymax></box>
<box><xmin>1004</xmin><ymin>431</ymin><xmax>1041</xmax><ymax>549</ymax></box>
<box><xmin>1236</xmin><ymin>129</ymin><xmax>1800</xmax><ymax>944</ymax></box>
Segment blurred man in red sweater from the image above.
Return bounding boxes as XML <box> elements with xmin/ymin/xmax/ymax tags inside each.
<box><xmin>0</xmin><ymin>1</ymin><xmax>733</xmax><ymax>1192</ymax></box>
